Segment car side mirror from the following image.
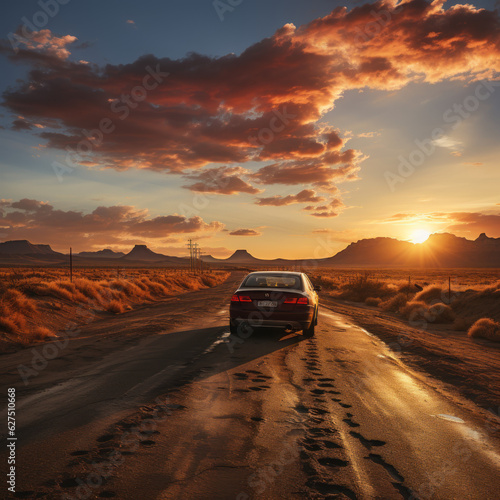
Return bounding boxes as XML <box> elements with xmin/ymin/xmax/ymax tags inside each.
<box><xmin>314</xmin><ymin>285</ymin><xmax>322</xmax><ymax>292</ymax></box>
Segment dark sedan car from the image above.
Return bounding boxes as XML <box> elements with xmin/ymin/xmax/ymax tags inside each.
<box><xmin>229</xmin><ymin>271</ymin><xmax>321</xmax><ymax>337</ymax></box>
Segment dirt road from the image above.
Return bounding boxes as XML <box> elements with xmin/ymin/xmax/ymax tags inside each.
<box><xmin>1</xmin><ymin>273</ymin><xmax>499</xmax><ymax>499</ymax></box>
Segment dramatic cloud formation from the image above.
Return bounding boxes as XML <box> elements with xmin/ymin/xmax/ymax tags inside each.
<box><xmin>182</xmin><ymin>166</ymin><xmax>262</xmax><ymax>194</ymax></box>
<box><xmin>228</xmin><ymin>229</ymin><xmax>262</xmax><ymax>236</ymax></box>
<box><xmin>0</xmin><ymin>198</ymin><xmax>224</xmax><ymax>250</ymax></box>
<box><xmin>1</xmin><ymin>0</ymin><xmax>499</xmax><ymax>216</ymax></box>
<box><xmin>256</xmin><ymin>189</ymin><xmax>325</xmax><ymax>206</ymax></box>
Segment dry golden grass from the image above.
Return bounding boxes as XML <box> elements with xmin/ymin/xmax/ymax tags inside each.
<box><xmin>380</xmin><ymin>293</ymin><xmax>408</xmax><ymax>313</ymax></box>
<box><xmin>32</xmin><ymin>326</ymin><xmax>55</xmax><ymax>340</ymax></box>
<box><xmin>106</xmin><ymin>300</ymin><xmax>127</xmax><ymax>314</ymax></box>
<box><xmin>0</xmin><ymin>267</ymin><xmax>229</xmax><ymax>345</ymax></box>
<box><xmin>394</xmin><ymin>300</ymin><xmax>455</xmax><ymax>323</ymax></box>
<box><xmin>365</xmin><ymin>297</ymin><xmax>382</xmax><ymax>307</ymax></box>
<box><xmin>468</xmin><ymin>318</ymin><xmax>500</xmax><ymax>342</ymax></box>
<box><xmin>414</xmin><ymin>286</ymin><xmax>449</xmax><ymax>304</ymax></box>
<box><xmin>308</xmin><ymin>269</ymin><xmax>498</xmax><ymax>334</ymax></box>
<box><xmin>427</xmin><ymin>303</ymin><xmax>455</xmax><ymax>323</ymax></box>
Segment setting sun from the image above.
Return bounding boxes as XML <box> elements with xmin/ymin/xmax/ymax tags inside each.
<box><xmin>410</xmin><ymin>229</ymin><xmax>431</xmax><ymax>244</ymax></box>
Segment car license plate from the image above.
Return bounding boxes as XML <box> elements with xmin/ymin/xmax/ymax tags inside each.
<box><xmin>257</xmin><ymin>300</ymin><xmax>277</xmax><ymax>307</ymax></box>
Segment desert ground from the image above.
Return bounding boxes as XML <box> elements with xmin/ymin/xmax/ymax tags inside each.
<box><xmin>1</xmin><ymin>269</ymin><xmax>499</xmax><ymax>499</ymax></box>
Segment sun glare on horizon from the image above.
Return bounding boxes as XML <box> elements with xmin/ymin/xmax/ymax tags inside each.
<box><xmin>410</xmin><ymin>229</ymin><xmax>431</xmax><ymax>244</ymax></box>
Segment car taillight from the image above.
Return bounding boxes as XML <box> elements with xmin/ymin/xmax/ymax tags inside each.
<box><xmin>231</xmin><ymin>295</ymin><xmax>240</xmax><ymax>302</ymax></box>
<box><xmin>239</xmin><ymin>296</ymin><xmax>252</xmax><ymax>302</ymax></box>
<box><xmin>297</xmin><ymin>297</ymin><xmax>308</xmax><ymax>305</ymax></box>
<box><xmin>284</xmin><ymin>297</ymin><xmax>297</xmax><ymax>304</ymax></box>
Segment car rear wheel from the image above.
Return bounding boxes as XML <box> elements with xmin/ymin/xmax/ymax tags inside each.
<box><xmin>304</xmin><ymin>307</ymin><xmax>318</xmax><ymax>337</ymax></box>
<box><xmin>303</xmin><ymin>320</ymin><xmax>315</xmax><ymax>337</ymax></box>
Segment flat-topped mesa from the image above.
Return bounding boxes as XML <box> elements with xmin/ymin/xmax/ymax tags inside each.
<box><xmin>0</xmin><ymin>240</ymin><xmax>58</xmax><ymax>255</ymax></box>
<box><xmin>122</xmin><ymin>244</ymin><xmax>168</xmax><ymax>261</ymax></box>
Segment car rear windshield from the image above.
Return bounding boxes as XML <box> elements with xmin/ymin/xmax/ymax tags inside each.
<box><xmin>241</xmin><ymin>274</ymin><xmax>302</xmax><ymax>290</ymax></box>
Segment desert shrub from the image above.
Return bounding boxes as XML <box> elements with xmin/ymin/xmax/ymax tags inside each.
<box><xmin>110</xmin><ymin>279</ymin><xmax>138</xmax><ymax>297</ymax></box>
<box><xmin>73</xmin><ymin>278</ymin><xmax>104</xmax><ymax>301</ymax></box>
<box><xmin>467</xmin><ymin>318</ymin><xmax>500</xmax><ymax>341</ymax></box>
<box><xmin>0</xmin><ymin>304</ymin><xmax>27</xmax><ymax>332</ymax></box>
<box><xmin>106</xmin><ymin>300</ymin><xmax>126</xmax><ymax>314</ymax></box>
<box><xmin>401</xmin><ymin>300</ymin><xmax>428</xmax><ymax>320</ymax></box>
<box><xmin>414</xmin><ymin>286</ymin><xmax>448</xmax><ymax>304</ymax></box>
<box><xmin>401</xmin><ymin>300</ymin><xmax>455</xmax><ymax>324</ymax></box>
<box><xmin>380</xmin><ymin>293</ymin><xmax>408</xmax><ymax>312</ymax></box>
<box><xmin>336</xmin><ymin>274</ymin><xmax>394</xmax><ymax>302</ymax></box>
<box><xmin>310</xmin><ymin>275</ymin><xmax>338</xmax><ymax>291</ymax></box>
<box><xmin>32</xmin><ymin>326</ymin><xmax>55</xmax><ymax>340</ymax></box>
<box><xmin>2</xmin><ymin>289</ymin><xmax>37</xmax><ymax>314</ymax></box>
<box><xmin>396</xmin><ymin>282</ymin><xmax>422</xmax><ymax>296</ymax></box>
<box><xmin>365</xmin><ymin>297</ymin><xmax>382</xmax><ymax>307</ymax></box>
<box><xmin>134</xmin><ymin>279</ymin><xmax>150</xmax><ymax>292</ymax></box>
<box><xmin>478</xmin><ymin>281</ymin><xmax>500</xmax><ymax>298</ymax></box>
<box><xmin>44</xmin><ymin>282</ymin><xmax>75</xmax><ymax>301</ymax></box>
<box><xmin>427</xmin><ymin>303</ymin><xmax>455</xmax><ymax>323</ymax></box>
<box><xmin>139</xmin><ymin>277</ymin><xmax>168</xmax><ymax>296</ymax></box>
<box><xmin>0</xmin><ymin>315</ymin><xmax>17</xmax><ymax>333</ymax></box>
<box><xmin>201</xmin><ymin>275</ymin><xmax>219</xmax><ymax>287</ymax></box>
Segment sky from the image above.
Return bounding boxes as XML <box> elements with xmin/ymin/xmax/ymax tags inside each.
<box><xmin>0</xmin><ymin>0</ymin><xmax>499</xmax><ymax>258</ymax></box>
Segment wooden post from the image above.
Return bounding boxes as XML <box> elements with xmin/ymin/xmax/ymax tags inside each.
<box><xmin>70</xmin><ymin>247</ymin><xmax>73</xmax><ymax>283</ymax></box>
<box><xmin>448</xmin><ymin>276</ymin><xmax>451</xmax><ymax>303</ymax></box>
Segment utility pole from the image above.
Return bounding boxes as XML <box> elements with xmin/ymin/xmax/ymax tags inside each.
<box><xmin>69</xmin><ymin>247</ymin><xmax>73</xmax><ymax>283</ymax></box>
<box><xmin>186</xmin><ymin>239</ymin><xmax>193</xmax><ymax>272</ymax></box>
<box><xmin>193</xmin><ymin>243</ymin><xmax>199</xmax><ymax>274</ymax></box>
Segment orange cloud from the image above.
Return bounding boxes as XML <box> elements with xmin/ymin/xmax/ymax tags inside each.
<box><xmin>229</xmin><ymin>229</ymin><xmax>262</xmax><ymax>236</ymax></box>
<box><xmin>445</xmin><ymin>211</ymin><xmax>500</xmax><ymax>237</ymax></box>
<box><xmin>255</xmin><ymin>189</ymin><xmax>325</xmax><ymax>206</ymax></box>
<box><xmin>182</xmin><ymin>166</ymin><xmax>262</xmax><ymax>195</ymax></box>
<box><xmin>303</xmin><ymin>198</ymin><xmax>345</xmax><ymax>218</ymax></box>
<box><xmin>0</xmin><ymin>199</ymin><xmax>225</xmax><ymax>250</ymax></box>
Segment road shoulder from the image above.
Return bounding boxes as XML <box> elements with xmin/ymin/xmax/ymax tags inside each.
<box><xmin>320</xmin><ymin>296</ymin><xmax>500</xmax><ymax>413</ymax></box>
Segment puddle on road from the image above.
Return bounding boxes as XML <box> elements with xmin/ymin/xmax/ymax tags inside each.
<box><xmin>359</xmin><ymin>327</ymin><xmax>376</xmax><ymax>338</ymax></box>
<box><xmin>435</xmin><ymin>414</ymin><xmax>465</xmax><ymax>423</ymax></box>
<box><xmin>202</xmin><ymin>331</ymin><xmax>231</xmax><ymax>355</ymax></box>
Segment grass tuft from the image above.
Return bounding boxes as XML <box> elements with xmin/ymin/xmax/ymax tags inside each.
<box><xmin>467</xmin><ymin>318</ymin><xmax>500</xmax><ymax>341</ymax></box>
<box><xmin>365</xmin><ymin>297</ymin><xmax>382</xmax><ymax>307</ymax></box>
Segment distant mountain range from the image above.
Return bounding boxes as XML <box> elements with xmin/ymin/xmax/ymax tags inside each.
<box><xmin>76</xmin><ymin>249</ymin><xmax>125</xmax><ymax>259</ymax></box>
<box><xmin>0</xmin><ymin>233</ymin><xmax>499</xmax><ymax>267</ymax></box>
<box><xmin>324</xmin><ymin>233</ymin><xmax>500</xmax><ymax>267</ymax></box>
<box><xmin>0</xmin><ymin>240</ymin><xmax>62</xmax><ymax>256</ymax></box>
<box><xmin>202</xmin><ymin>233</ymin><xmax>500</xmax><ymax>268</ymax></box>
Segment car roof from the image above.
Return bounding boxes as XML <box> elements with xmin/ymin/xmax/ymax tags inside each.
<box><xmin>245</xmin><ymin>271</ymin><xmax>304</xmax><ymax>276</ymax></box>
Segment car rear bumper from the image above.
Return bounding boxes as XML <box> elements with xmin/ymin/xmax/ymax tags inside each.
<box><xmin>229</xmin><ymin>308</ymin><xmax>314</xmax><ymax>331</ymax></box>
